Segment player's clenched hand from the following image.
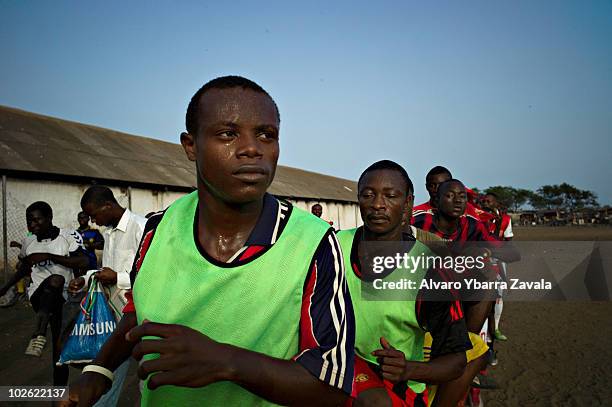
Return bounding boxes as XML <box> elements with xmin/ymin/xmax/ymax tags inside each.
<box><xmin>371</xmin><ymin>337</ymin><xmax>414</xmax><ymax>383</ymax></box>
<box><xmin>127</xmin><ymin>321</ymin><xmax>236</xmax><ymax>390</ymax></box>
<box><xmin>95</xmin><ymin>267</ymin><xmax>117</xmax><ymax>285</ymax></box>
<box><xmin>58</xmin><ymin>372</ymin><xmax>111</xmax><ymax>407</ymax></box>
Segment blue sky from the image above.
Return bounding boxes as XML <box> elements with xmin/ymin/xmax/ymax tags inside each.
<box><xmin>1</xmin><ymin>1</ymin><xmax>611</xmax><ymax>204</ymax></box>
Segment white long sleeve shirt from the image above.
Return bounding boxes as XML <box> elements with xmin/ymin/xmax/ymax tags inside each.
<box><xmin>86</xmin><ymin>209</ymin><xmax>146</xmax><ymax>317</ymax></box>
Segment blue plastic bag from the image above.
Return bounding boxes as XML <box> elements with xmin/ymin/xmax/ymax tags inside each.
<box><xmin>57</xmin><ymin>278</ymin><xmax>117</xmax><ymax>365</ymax></box>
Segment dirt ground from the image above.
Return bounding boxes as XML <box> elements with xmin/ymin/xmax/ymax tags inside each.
<box><xmin>0</xmin><ymin>226</ymin><xmax>610</xmax><ymax>406</ymax></box>
<box><xmin>512</xmin><ymin>225</ymin><xmax>612</xmax><ymax>242</ymax></box>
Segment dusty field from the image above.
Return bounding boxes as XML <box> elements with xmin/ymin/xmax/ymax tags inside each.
<box><xmin>483</xmin><ymin>226</ymin><xmax>612</xmax><ymax>406</ymax></box>
<box><xmin>0</xmin><ymin>226</ymin><xmax>610</xmax><ymax>406</ymax></box>
<box><xmin>513</xmin><ymin>225</ymin><xmax>612</xmax><ymax>241</ymax></box>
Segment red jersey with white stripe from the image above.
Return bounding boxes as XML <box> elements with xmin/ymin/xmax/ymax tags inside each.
<box><xmin>411</xmin><ymin>201</ymin><xmax>494</xmax><ymax>225</ymax></box>
<box><xmin>488</xmin><ymin>213</ymin><xmax>513</xmax><ymax>240</ymax></box>
<box><xmin>412</xmin><ymin>212</ymin><xmax>499</xmax><ymax>243</ymax></box>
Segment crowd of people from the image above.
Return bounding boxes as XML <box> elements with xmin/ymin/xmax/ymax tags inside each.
<box><xmin>0</xmin><ymin>76</ymin><xmax>518</xmax><ymax>407</ymax></box>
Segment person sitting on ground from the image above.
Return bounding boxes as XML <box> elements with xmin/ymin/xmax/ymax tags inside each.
<box><xmin>0</xmin><ymin>201</ymin><xmax>89</xmax><ymax>385</ymax></box>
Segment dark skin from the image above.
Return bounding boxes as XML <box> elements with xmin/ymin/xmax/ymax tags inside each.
<box><xmin>77</xmin><ymin>212</ymin><xmax>90</xmax><ymax>229</ymax></box>
<box><xmin>0</xmin><ymin>209</ymin><xmax>89</xmax><ymax>297</ymax></box>
<box><xmin>433</xmin><ymin>182</ymin><xmax>519</xmax><ymax>406</ymax></box>
<box><xmin>434</xmin><ymin>182</ymin><xmax>519</xmax><ymax>263</ymax></box>
<box><xmin>77</xmin><ymin>212</ymin><xmax>105</xmax><ymax>251</ymax></box>
<box><xmin>433</xmin><ymin>181</ymin><xmax>467</xmax><ymax>236</ymax></box>
<box><xmin>355</xmin><ymin>170</ymin><xmax>466</xmax><ymax>406</ymax></box>
<box><xmin>311</xmin><ymin>204</ymin><xmax>323</xmax><ymax>218</ymax></box>
<box><xmin>62</xmin><ymin>87</ymin><xmax>347</xmax><ymax>407</ymax></box>
<box><xmin>434</xmin><ymin>352</ymin><xmax>488</xmax><ymax>406</ymax></box>
<box><xmin>358</xmin><ymin>170</ymin><xmax>412</xmax><ymax>242</ymax></box>
<box><xmin>482</xmin><ymin>194</ymin><xmax>512</xmax><ymax>241</ymax></box>
<box><xmin>425</xmin><ymin>172</ymin><xmax>452</xmax><ymax>207</ymax></box>
<box><xmin>434</xmin><ymin>182</ymin><xmax>497</xmax><ymax>329</ymax></box>
<box><xmin>481</xmin><ymin>195</ymin><xmax>497</xmax><ymax>213</ymax></box>
<box><xmin>69</xmin><ymin>201</ymin><xmax>126</xmax><ymax>290</ymax></box>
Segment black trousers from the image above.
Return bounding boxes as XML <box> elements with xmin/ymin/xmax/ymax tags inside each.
<box><xmin>29</xmin><ymin>275</ymin><xmax>69</xmax><ymax>386</ymax></box>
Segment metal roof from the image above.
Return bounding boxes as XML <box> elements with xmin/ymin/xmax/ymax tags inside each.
<box><xmin>0</xmin><ymin>105</ymin><xmax>357</xmax><ymax>202</ymax></box>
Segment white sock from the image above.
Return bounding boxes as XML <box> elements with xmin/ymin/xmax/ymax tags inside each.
<box><xmin>494</xmin><ymin>298</ymin><xmax>503</xmax><ymax>331</ymax></box>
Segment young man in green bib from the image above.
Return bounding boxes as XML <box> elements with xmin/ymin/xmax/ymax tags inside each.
<box><xmin>336</xmin><ymin>160</ymin><xmax>472</xmax><ymax>406</ymax></box>
<box><xmin>62</xmin><ymin>76</ymin><xmax>355</xmax><ymax>406</ymax></box>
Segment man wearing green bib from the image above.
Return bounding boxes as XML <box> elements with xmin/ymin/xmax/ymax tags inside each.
<box><xmin>63</xmin><ymin>76</ymin><xmax>355</xmax><ymax>406</ymax></box>
<box><xmin>336</xmin><ymin>161</ymin><xmax>471</xmax><ymax>406</ymax></box>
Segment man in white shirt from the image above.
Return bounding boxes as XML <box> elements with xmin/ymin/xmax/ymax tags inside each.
<box><xmin>70</xmin><ymin>186</ymin><xmax>146</xmax><ymax>406</ymax></box>
<box><xmin>0</xmin><ymin>201</ymin><xmax>89</xmax><ymax>384</ymax></box>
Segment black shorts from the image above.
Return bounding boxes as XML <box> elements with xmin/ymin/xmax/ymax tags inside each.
<box><xmin>29</xmin><ymin>276</ymin><xmax>65</xmax><ymax>313</ymax></box>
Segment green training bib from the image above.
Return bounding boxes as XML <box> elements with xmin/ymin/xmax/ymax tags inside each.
<box><xmin>134</xmin><ymin>192</ymin><xmax>331</xmax><ymax>406</ymax></box>
<box><xmin>337</xmin><ymin>228</ymin><xmax>432</xmax><ymax>394</ymax></box>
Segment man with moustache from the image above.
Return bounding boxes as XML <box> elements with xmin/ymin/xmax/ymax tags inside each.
<box><xmin>337</xmin><ymin>160</ymin><xmax>471</xmax><ymax>406</ymax></box>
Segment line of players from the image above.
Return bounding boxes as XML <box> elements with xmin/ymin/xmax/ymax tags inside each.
<box><xmin>409</xmin><ymin>165</ymin><xmax>515</xmax><ymax>406</ymax></box>
<box><xmin>1</xmin><ymin>76</ymin><xmax>519</xmax><ymax>407</ymax></box>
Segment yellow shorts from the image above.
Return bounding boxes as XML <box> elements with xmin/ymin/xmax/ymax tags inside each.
<box><xmin>423</xmin><ymin>332</ymin><xmax>488</xmax><ymax>363</ymax></box>
<box><xmin>466</xmin><ymin>332</ymin><xmax>489</xmax><ymax>362</ymax></box>
<box><xmin>423</xmin><ymin>332</ymin><xmax>489</xmax><ymax>406</ymax></box>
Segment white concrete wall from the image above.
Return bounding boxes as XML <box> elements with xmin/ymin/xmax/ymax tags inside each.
<box><xmin>0</xmin><ymin>177</ymin><xmax>362</xmax><ymax>272</ymax></box>
<box><xmin>0</xmin><ymin>178</ymin><xmax>186</xmax><ymax>271</ymax></box>
<box><xmin>289</xmin><ymin>199</ymin><xmax>362</xmax><ymax>231</ymax></box>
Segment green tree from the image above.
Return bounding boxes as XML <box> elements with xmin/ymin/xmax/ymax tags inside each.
<box><xmin>533</xmin><ymin>184</ymin><xmax>598</xmax><ymax>210</ymax></box>
<box><xmin>484</xmin><ymin>186</ymin><xmax>532</xmax><ymax>212</ymax></box>
<box><xmin>512</xmin><ymin>188</ymin><xmax>532</xmax><ymax>212</ymax></box>
<box><xmin>529</xmin><ymin>191</ymin><xmax>548</xmax><ymax>210</ymax></box>
<box><xmin>537</xmin><ymin>185</ymin><xmax>563</xmax><ymax>209</ymax></box>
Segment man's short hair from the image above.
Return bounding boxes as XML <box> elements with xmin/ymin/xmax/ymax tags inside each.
<box><xmin>26</xmin><ymin>201</ymin><xmax>52</xmax><ymax>218</ymax></box>
<box><xmin>485</xmin><ymin>192</ymin><xmax>498</xmax><ymax>199</ymax></box>
<box><xmin>81</xmin><ymin>186</ymin><xmax>118</xmax><ymax>208</ymax></box>
<box><xmin>436</xmin><ymin>179</ymin><xmax>465</xmax><ymax>198</ymax></box>
<box><xmin>426</xmin><ymin>166</ymin><xmax>453</xmax><ymax>180</ymax></box>
<box><xmin>358</xmin><ymin>160</ymin><xmax>414</xmax><ymax>196</ymax></box>
<box><xmin>185</xmin><ymin>75</ymin><xmax>280</xmax><ymax>136</ymax></box>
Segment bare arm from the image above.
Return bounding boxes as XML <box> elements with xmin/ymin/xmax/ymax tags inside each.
<box><xmin>403</xmin><ymin>353</ymin><xmax>466</xmax><ymax>384</ymax></box>
<box><xmin>228</xmin><ymin>346</ymin><xmax>346</xmax><ymax>406</ymax></box>
<box><xmin>48</xmin><ymin>251</ymin><xmax>90</xmax><ymax>269</ymax></box>
<box><xmin>23</xmin><ymin>251</ymin><xmax>90</xmax><ymax>270</ymax></box>
<box><xmin>94</xmin><ymin>312</ymin><xmax>138</xmax><ymax>369</ymax></box>
<box><xmin>130</xmin><ymin>322</ymin><xmax>347</xmax><ymax>406</ymax></box>
<box><xmin>464</xmin><ymin>300</ymin><xmax>493</xmax><ymax>334</ymax></box>
<box><xmin>373</xmin><ymin>337</ymin><xmax>466</xmax><ymax>384</ymax></box>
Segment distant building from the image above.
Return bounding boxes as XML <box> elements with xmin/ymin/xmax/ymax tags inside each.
<box><xmin>0</xmin><ymin>106</ymin><xmax>361</xmax><ymax>272</ymax></box>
